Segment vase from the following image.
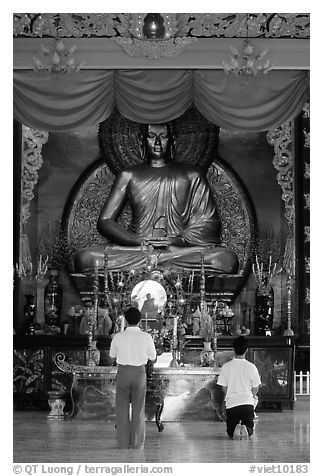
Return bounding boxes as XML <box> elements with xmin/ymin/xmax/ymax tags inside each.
<box><xmin>44</xmin><ymin>269</ymin><xmax>62</xmax><ymax>329</ymax></box>
<box><xmin>24</xmin><ymin>294</ymin><xmax>36</xmax><ymax>334</ymax></box>
<box><xmin>200</xmin><ymin>341</ymin><xmax>215</xmax><ymax>367</ymax></box>
<box><xmin>230</xmin><ymin>315</ymin><xmax>242</xmax><ymax>336</ymax></box>
<box><xmin>255</xmin><ymin>285</ymin><xmax>274</xmax><ymax>335</ymax></box>
<box><xmin>35</xmin><ymin>278</ymin><xmax>47</xmax><ymax>325</ymax></box>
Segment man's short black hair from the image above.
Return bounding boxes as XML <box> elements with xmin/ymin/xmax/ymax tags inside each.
<box><xmin>124</xmin><ymin>307</ymin><xmax>141</xmax><ymax>326</ymax></box>
<box><xmin>233</xmin><ymin>336</ymin><xmax>248</xmax><ymax>355</ymax></box>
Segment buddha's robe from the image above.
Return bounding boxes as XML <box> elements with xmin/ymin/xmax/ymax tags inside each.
<box><xmin>74</xmin><ymin>162</ymin><xmax>239</xmax><ymax>274</ymax></box>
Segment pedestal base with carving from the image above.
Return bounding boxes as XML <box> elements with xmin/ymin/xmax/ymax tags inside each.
<box><xmin>47</xmin><ymin>391</ymin><xmax>66</xmax><ymax>421</ymax></box>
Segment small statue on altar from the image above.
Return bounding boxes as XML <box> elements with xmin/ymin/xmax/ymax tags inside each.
<box><xmin>192</xmin><ymin>318</ymin><xmax>200</xmax><ymax>336</ymax></box>
<box><xmin>78</xmin><ymin>307</ymin><xmax>113</xmax><ymax>336</ymax></box>
<box><xmin>140</xmin><ymin>293</ymin><xmax>159</xmax><ymax>321</ymax></box>
<box><xmin>96</xmin><ymin>308</ymin><xmax>113</xmax><ymax>336</ymax></box>
<box><xmin>79</xmin><ymin>309</ymin><xmax>94</xmax><ymax>336</ymax></box>
<box><xmin>178</xmin><ymin>321</ymin><xmax>187</xmax><ymax>339</ymax></box>
<box><xmin>65</xmin><ymin>305</ymin><xmax>84</xmax><ymax>335</ymax></box>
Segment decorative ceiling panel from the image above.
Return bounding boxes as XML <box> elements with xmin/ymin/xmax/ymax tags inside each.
<box><xmin>13</xmin><ymin>13</ymin><xmax>310</xmax><ymax>39</ymax></box>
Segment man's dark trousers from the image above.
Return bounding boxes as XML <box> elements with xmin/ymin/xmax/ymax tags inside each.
<box><xmin>116</xmin><ymin>364</ymin><xmax>146</xmax><ymax>449</ymax></box>
<box><xmin>226</xmin><ymin>404</ymin><xmax>254</xmax><ymax>438</ymax></box>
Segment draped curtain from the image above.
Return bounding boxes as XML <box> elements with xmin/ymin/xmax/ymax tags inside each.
<box><xmin>13</xmin><ymin>69</ymin><xmax>309</xmax><ymax>132</ymax></box>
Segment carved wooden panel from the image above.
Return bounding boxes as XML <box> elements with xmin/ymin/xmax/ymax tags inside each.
<box><xmin>14</xmin><ymin>13</ymin><xmax>310</xmax><ymax>39</ymax></box>
<box><xmin>207</xmin><ymin>161</ymin><xmax>253</xmax><ymax>269</ymax></box>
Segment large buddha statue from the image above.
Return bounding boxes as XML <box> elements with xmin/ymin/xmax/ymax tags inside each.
<box><xmin>74</xmin><ymin>123</ymin><xmax>239</xmax><ymax>274</ymax></box>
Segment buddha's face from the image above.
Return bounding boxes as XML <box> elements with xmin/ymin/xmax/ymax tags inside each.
<box><xmin>145</xmin><ymin>124</ymin><xmax>170</xmax><ymax>161</ymax></box>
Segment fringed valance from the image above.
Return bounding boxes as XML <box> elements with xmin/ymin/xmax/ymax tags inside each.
<box><xmin>13</xmin><ymin>69</ymin><xmax>309</xmax><ymax>132</ymax></box>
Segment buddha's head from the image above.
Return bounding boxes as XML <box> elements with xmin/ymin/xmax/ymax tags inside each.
<box><xmin>140</xmin><ymin>123</ymin><xmax>176</xmax><ymax>162</ymax></box>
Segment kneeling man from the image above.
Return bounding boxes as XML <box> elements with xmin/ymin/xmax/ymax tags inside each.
<box><xmin>217</xmin><ymin>336</ymin><xmax>261</xmax><ymax>439</ymax></box>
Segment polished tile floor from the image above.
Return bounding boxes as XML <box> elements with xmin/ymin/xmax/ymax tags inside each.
<box><xmin>13</xmin><ymin>400</ymin><xmax>309</xmax><ymax>463</ymax></box>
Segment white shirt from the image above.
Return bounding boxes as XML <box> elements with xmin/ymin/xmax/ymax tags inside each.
<box><xmin>217</xmin><ymin>358</ymin><xmax>261</xmax><ymax>409</ymax></box>
<box><xmin>109</xmin><ymin>326</ymin><xmax>156</xmax><ymax>366</ymax></box>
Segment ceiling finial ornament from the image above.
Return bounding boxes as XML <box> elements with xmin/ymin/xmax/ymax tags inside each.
<box><xmin>115</xmin><ymin>13</ymin><xmax>197</xmax><ymax>60</ymax></box>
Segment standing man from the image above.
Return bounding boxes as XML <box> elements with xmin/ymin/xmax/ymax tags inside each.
<box><xmin>217</xmin><ymin>336</ymin><xmax>261</xmax><ymax>439</ymax></box>
<box><xmin>109</xmin><ymin>307</ymin><xmax>156</xmax><ymax>449</ymax></box>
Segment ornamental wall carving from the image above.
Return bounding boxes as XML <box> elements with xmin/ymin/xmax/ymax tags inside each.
<box><xmin>13</xmin><ymin>13</ymin><xmax>310</xmax><ymax>39</ymax></box>
<box><xmin>267</xmin><ymin>122</ymin><xmax>294</xmax><ymax>231</ymax></box>
<box><xmin>21</xmin><ymin>126</ymin><xmax>49</xmax><ymax>225</ymax></box>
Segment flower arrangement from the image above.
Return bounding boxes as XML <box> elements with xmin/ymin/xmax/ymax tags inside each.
<box><xmin>254</xmin><ymin>222</ymin><xmax>284</xmax><ymax>262</ymax></box>
<box><xmin>35</xmin><ymin>254</ymin><xmax>49</xmax><ymax>280</ymax></box>
<box><xmin>15</xmin><ymin>252</ymin><xmax>48</xmax><ymax>294</ymax></box>
<box><xmin>252</xmin><ymin>254</ymin><xmax>277</xmax><ymax>293</ymax></box>
<box><xmin>252</xmin><ymin>221</ymin><xmax>286</xmax><ymax>290</ymax></box>
<box><xmin>143</xmin><ymin>325</ymin><xmax>171</xmax><ymax>354</ymax></box>
<box><xmin>38</xmin><ymin>220</ymin><xmax>75</xmax><ymax>270</ymax></box>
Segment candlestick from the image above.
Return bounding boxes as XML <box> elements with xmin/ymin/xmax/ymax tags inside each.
<box><xmin>248</xmin><ymin>308</ymin><xmax>251</xmax><ymax>332</ymax></box>
<box><xmin>200</xmin><ymin>251</ymin><xmax>206</xmax><ymax>319</ymax></box>
<box><xmin>93</xmin><ymin>262</ymin><xmax>99</xmax><ymax>336</ymax></box>
<box><xmin>120</xmin><ymin>315</ymin><xmax>125</xmax><ymax>332</ymax></box>
<box><xmin>213</xmin><ymin>334</ymin><xmax>218</xmax><ymax>353</ymax></box>
<box><xmin>272</xmin><ymin>262</ymin><xmax>277</xmax><ymax>279</ymax></box>
<box><xmin>283</xmin><ymin>274</ymin><xmax>294</xmax><ymax>336</ymax></box>
<box><xmin>189</xmin><ymin>269</ymin><xmax>195</xmax><ymax>294</ymax></box>
<box><xmin>173</xmin><ymin>316</ymin><xmax>178</xmax><ymax>342</ymax></box>
<box><xmin>109</xmin><ymin>271</ymin><xmax>115</xmax><ymax>292</ymax></box>
<box><xmin>86</xmin><ymin>307</ymin><xmax>96</xmax><ymax>367</ymax></box>
<box><xmin>170</xmin><ymin>316</ymin><xmax>179</xmax><ymax>367</ymax></box>
<box><xmin>103</xmin><ymin>271</ymin><xmax>109</xmax><ymax>303</ymax></box>
<box><xmin>243</xmin><ymin>309</ymin><xmax>246</xmax><ymax>326</ymax></box>
<box><xmin>104</xmin><ymin>249</ymin><xmax>109</xmax><ymax>293</ymax></box>
<box><xmin>169</xmin><ymin>340</ymin><xmax>180</xmax><ymax>367</ymax></box>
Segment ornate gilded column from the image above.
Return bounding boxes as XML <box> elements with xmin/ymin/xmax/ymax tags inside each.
<box><xmin>301</xmin><ymin>102</ymin><xmax>310</xmax><ymax>337</ymax></box>
<box><xmin>267</xmin><ymin>121</ymin><xmax>295</xmax><ymax>336</ymax></box>
<box><xmin>19</xmin><ymin>126</ymin><xmax>48</xmax><ymax>274</ymax></box>
<box><xmin>267</xmin><ymin>122</ymin><xmax>294</xmax><ymax>230</ymax></box>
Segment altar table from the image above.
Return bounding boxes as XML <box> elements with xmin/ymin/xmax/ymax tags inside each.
<box><xmin>14</xmin><ymin>335</ymin><xmax>295</xmax><ymax>413</ymax></box>
<box><xmin>54</xmin><ymin>353</ymin><xmax>223</xmax><ymax>431</ymax></box>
